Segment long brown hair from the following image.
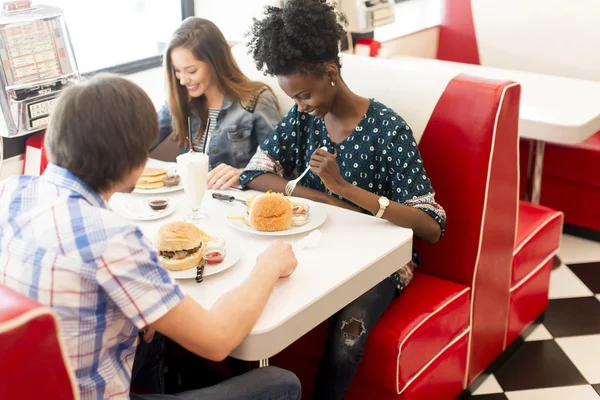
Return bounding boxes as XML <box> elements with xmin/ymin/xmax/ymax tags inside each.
<box><xmin>165</xmin><ymin>17</ymin><xmax>277</xmax><ymax>147</ymax></box>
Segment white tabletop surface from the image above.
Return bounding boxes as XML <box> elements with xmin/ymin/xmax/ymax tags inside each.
<box><xmin>116</xmin><ymin>176</ymin><xmax>413</xmax><ymax>360</ymax></box>
<box><xmin>393</xmin><ymin>56</ymin><xmax>600</xmax><ymax>145</ymax></box>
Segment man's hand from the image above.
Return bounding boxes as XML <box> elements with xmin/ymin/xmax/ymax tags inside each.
<box><xmin>256</xmin><ymin>240</ymin><xmax>298</xmax><ymax>278</ymax></box>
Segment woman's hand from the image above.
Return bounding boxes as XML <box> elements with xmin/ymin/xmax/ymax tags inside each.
<box><xmin>309</xmin><ymin>148</ymin><xmax>348</xmax><ymax>195</ymax></box>
<box><xmin>207</xmin><ymin>164</ymin><xmax>242</xmax><ymax>190</ymax></box>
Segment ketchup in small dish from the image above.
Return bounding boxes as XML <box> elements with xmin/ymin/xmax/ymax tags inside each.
<box><xmin>148</xmin><ymin>199</ymin><xmax>169</xmax><ymax>211</ymax></box>
<box><xmin>204</xmin><ymin>249</ymin><xmax>226</xmax><ymax>265</ymax></box>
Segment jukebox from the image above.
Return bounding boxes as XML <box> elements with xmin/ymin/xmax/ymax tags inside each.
<box><xmin>0</xmin><ymin>0</ymin><xmax>79</xmax><ymax>139</ymax></box>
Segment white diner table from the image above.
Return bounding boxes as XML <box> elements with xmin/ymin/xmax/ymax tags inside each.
<box><xmin>114</xmin><ymin>175</ymin><xmax>413</xmax><ymax>363</ymax></box>
<box><xmin>392</xmin><ymin>56</ymin><xmax>600</xmax><ymax>204</ymax></box>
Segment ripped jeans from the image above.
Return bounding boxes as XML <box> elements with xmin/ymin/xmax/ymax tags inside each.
<box><xmin>312</xmin><ymin>278</ymin><xmax>398</xmax><ymax>400</ymax></box>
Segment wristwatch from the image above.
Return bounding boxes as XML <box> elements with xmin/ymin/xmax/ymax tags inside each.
<box><xmin>375</xmin><ymin>196</ymin><xmax>390</xmax><ymax>218</ymax></box>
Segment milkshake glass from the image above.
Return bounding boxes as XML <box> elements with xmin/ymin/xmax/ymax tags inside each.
<box><xmin>176</xmin><ymin>152</ymin><xmax>209</xmax><ymax>223</ymax></box>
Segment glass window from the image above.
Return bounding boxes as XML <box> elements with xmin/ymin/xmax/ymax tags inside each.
<box><xmin>42</xmin><ymin>0</ymin><xmax>183</xmax><ymax>73</ymax></box>
<box><xmin>196</xmin><ymin>0</ymin><xmax>276</xmax><ymax>42</ymax></box>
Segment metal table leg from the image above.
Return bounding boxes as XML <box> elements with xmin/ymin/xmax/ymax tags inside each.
<box><xmin>525</xmin><ymin>140</ymin><xmax>562</xmax><ymax>268</ymax></box>
<box><xmin>526</xmin><ymin>140</ymin><xmax>545</xmax><ymax>204</ymax></box>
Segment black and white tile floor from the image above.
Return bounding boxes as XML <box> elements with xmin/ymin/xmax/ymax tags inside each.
<box><xmin>461</xmin><ymin>234</ymin><xmax>600</xmax><ymax>400</ymax></box>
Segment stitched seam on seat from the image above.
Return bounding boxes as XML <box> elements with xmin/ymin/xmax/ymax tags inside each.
<box><xmin>513</xmin><ymin>212</ymin><xmax>564</xmax><ymax>255</ymax></box>
<box><xmin>464</xmin><ymin>82</ymin><xmax>520</xmax><ymax>389</ymax></box>
<box><xmin>398</xmin><ymin>328</ymin><xmax>470</xmax><ymax>395</ymax></box>
<box><xmin>510</xmin><ymin>251</ymin><xmax>558</xmax><ymax>293</ymax></box>
<box><xmin>395</xmin><ymin>287</ymin><xmax>470</xmax><ymax>393</ymax></box>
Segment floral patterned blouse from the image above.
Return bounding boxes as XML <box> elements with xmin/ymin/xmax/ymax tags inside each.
<box><xmin>240</xmin><ymin>99</ymin><xmax>446</xmax><ymax>292</ymax></box>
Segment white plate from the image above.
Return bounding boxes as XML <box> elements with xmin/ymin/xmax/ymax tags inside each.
<box><xmin>133</xmin><ymin>161</ymin><xmax>184</xmax><ymax>194</ymax></box>
<box><xmin>226</xmin><ymin>198</ymin><xmax>327</xmax><ymax>236</ymax></box>
<box><xmin>169</xmin><ymin>242</ymin><xmax>241</xmax><ymax>279</ymax></box>
<box><xmin>110</xmin><ymin>196</ymin><xmax>178</xmax><ymax>221</ymax></box>
<box><xmin>132</xmin><ymin>184</ymin><xmax>184</xmax><ymax>195</ymax></box>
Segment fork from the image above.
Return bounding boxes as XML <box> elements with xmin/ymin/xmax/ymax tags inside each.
<box><xmin>285</xmin><ymin>146</ymin><xmax>327</xmax><ymax>196</ymax></box>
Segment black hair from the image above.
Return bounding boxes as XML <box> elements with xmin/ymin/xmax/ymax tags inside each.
<box><xmin>247</xmin><ymin>0</ymin><xmax>346</xmax><ymax>77</ymax></box>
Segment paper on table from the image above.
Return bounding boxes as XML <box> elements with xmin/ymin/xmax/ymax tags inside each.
<box><xmin>294</xmin><ymin>230</ymin><xmax>322</xmax><ymax>252</ymax></box>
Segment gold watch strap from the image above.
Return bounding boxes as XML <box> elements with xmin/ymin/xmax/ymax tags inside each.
<box><xmin>375</xmin><ymin>202</ymin><xmax>387</xmax><ymax>218</ymax></box>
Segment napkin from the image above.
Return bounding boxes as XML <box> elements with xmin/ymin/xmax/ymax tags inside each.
<box><xmin>294</xmin><ymin>230</ymin><xmax>322</xmax><ymax>252</ymax></box>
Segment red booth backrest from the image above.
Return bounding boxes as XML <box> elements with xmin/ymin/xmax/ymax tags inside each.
<box><xmin>416</xmin><ymin>75</ymin><xmax>521</xmax><ymax>383</ymax></box>
<box><xmin>0</xmin><ymin>284</ymin><xmax>79</xmax><ymax>400</ymax></box>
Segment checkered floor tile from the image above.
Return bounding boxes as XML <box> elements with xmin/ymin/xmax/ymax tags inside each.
<box><xmin>460</xmin><ymin>234</ymin><xmax>600</xmax><ymax>399</ymax></box>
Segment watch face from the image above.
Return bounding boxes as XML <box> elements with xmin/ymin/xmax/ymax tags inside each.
<box><xmin>379</xmin><ymin>197</ymin><xmax>390</xmax><ymax>207</ymax></box>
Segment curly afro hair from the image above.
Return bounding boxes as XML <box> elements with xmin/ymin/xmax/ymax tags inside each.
<box><xmin>247</xmin><ymin>0</ymin><xmax>346</xmax><ymax>77</ymax></box>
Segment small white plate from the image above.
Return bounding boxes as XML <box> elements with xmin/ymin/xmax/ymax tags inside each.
<box><xmin>133</xmin><ymin>161</ymin><xmax>184</xmax><ymax>194</ymax></box>
<box><xmin>132</xmin><ymin>184</ymin><xmax>184</xmax><ymax>195</ymax></box>
<box><xmin>226</xmin><ymin>198</ymin><xmax>328</xmax><ymax>236</ymax></box>
<box><xmin>110</xmin><ymin>196</ymin><xmax>177</xmax><ymax>221</ymax></box>
<box><xmin>169</xmin><ymin>241</ymin><xmax>241</xmax><ymax>279</ymax></box>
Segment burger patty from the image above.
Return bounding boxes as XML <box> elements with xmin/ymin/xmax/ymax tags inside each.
<box><xmin>160</xmin><ymin>244</ymin><xmax>202</xmax><ymax>260</ymax></box>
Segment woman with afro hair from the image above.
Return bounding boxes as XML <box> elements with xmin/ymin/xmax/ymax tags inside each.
<box><xmin>241</xmin><ymin>0</ymin><xmax>447</xmax><ymax>398</ymax></box>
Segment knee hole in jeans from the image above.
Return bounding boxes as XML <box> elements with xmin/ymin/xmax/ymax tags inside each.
<box><xmin>340</xmin><ymin>318</ymin><xmax>366</xmax><ymax>346</ymax></box>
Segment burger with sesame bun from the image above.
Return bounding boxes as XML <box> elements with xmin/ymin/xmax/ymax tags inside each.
<box><xmin>246</xmin><ymin>193</ymin><xmax>293</xmax><ymax>232</ymax></box>
<box><xmin>155</xmin><ymin>221</ymin><xmax>204</xmax><ymax>271</ymax></box>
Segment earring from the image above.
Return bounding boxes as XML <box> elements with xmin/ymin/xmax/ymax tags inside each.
<box><xmin>331</xmin><ymin>81</ymin><xmax>335</xmax><ymax>86</ymax></box>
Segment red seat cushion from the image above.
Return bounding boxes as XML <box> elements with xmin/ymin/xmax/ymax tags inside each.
<box><xmin>0</xmin><ymin>285</ymin><xmax>78</xmax><ymax>400</ymax></box>
<box><xmin>543</xmin><ymin>131</ymin><xmax>600</xmax><ymax>186</ymax></box>
<box><xmin>354</xmin><ymin>272</ymin><xmax>470</xmax><ymax>394</ymax></box>
<box><xmin>512</xmin><ymin>202</ymin><xmax>563</xmax><ymax>287</ymax></box>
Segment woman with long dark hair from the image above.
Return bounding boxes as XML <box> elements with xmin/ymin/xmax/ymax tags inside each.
<box><xmin>156</xmin><ymin>17</ymin><xmax>280</xmax><ymax>189</ymax></box>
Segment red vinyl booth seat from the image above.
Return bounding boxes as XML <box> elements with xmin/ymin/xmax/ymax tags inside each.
<box><xmin>505</xmin><ymin>202</ymin><xmax>563</xmax><ymax>347</ymax></box>
<box><xmin>520</xmin><ymin>135</ymin><xmax>600</xmax><ymax>231</ymax></box>
<box><xmin>0</xmin><ymin>284</ymin><xmax>78</xmax><ymax>400</ymax></box>
<box><xmin>348</xmin><ymin>273</ymin><xmax>470</xmax><ymax>398</ymax></box>
<box><xmin>274</xmin><ymin>74</ymin><xmax>522</xmax><ymax>398</ymax></box>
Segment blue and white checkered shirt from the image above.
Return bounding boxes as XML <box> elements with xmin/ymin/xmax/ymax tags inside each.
<box><xmin>0</xmin><ymin>164</ymin><xmax>184</xmax><ymax>400</ymax></box>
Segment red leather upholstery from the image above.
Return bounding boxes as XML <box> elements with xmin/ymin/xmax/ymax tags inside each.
<box><xmin>512</xmin><ymin>202</ymin><xmax>563</xmax><ymax>287</ymax></box>
<box><xmin>520</xmin><ymin>134</ymin><xmax>600</xmax><ymax>231</ymax></box>
<box><xmin>506</xmin><ymin>258</ymin><xmax>553</xmax><ymax>348</ymax></box>
<box><xmin>273</xmin><ymin>75</ymin><xmax>522</xmax><ymax>398</ymax></box>
<box><xmin>417</xmin><ymin>75</ymin><xmax>520</xmax><ymax>385</ymax></box>
<box><xmin>0</xmin><ymin>284</ymin><xmax>78</xmax><ymax>400</ymax></box>
<box><xmin>351</xmin><ymin>273</ymin><xmax>470</xmax><ymax>394</ymax></box>
<box><xmin>347</xmin><ymin>333</ymin><xmax>469</xmax><ymax>400</ymax></box>
<box><xmin>505</xmin><ymin>203</ymin><xmax>563</xmax><ymax>347</ymax></box>
<box><xmin>437</xmin><ymin>0</ymin><xmax>480</xmax><ymax>64</ymax></box>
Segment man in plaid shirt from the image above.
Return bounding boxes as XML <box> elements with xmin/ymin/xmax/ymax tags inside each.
<box><xmin>0</xmin><ymin>74</ymin><xmax>300</xmax><ymax>400</ymax></box>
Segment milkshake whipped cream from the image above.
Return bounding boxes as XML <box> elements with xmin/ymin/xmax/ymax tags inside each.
<box><xmin>176</xmin><ymin>152</ymin><xmax>209</xmax><ymax>221</ymax></box>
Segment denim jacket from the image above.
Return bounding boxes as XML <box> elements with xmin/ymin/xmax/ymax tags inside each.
<box><xmin>155</xmin><ymin>88</ymin><xmax>281</xmax><ymax>169</ymax></box>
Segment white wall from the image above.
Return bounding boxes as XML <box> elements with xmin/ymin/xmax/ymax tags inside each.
<box><xmin>472</xmin><ymin>0</ymin><xmax>600</xmax><ymax>81</ymax></box>
<box><xmin>193</xmin><ymin>0</ymin><xmax>277</xmax><ymax>42</ymax></box>
<box><xmin>381</xmin><ymin>27</ymin><xmax>439</xmax><ymax>59</ymax></box>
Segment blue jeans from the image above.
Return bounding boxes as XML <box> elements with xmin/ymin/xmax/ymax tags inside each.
<box><xmin>130</xmin><ymin>333</ymin><xmax>301</xmax><ymax>400</ymax></box>
<box><xmin>312</xmin><ymin>278</ymin><xmax>398</xmax><ymax>400</ymax></box>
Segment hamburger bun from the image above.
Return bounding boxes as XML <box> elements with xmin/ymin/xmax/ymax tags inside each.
<box><xmin>247</xmin><ymin>193</ymin><xmax>293</xmax><ymax>232</ymax></box>
<box><xmin>155</xmin><ymin>221</ymin><xmax>204</xmax><ymax>271</ymax></box>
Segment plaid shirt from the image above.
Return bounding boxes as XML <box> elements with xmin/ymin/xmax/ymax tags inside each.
<box><xmin>0</xmin><ymin>164</ymin><xmax>184</xmax><ymax>400</ymax></box>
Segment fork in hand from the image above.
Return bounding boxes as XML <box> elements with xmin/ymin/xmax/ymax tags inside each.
<box><xmin>285</xmin><ymin>146</ymin><xmax>327</xmax><ymax>196</ymax></box>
